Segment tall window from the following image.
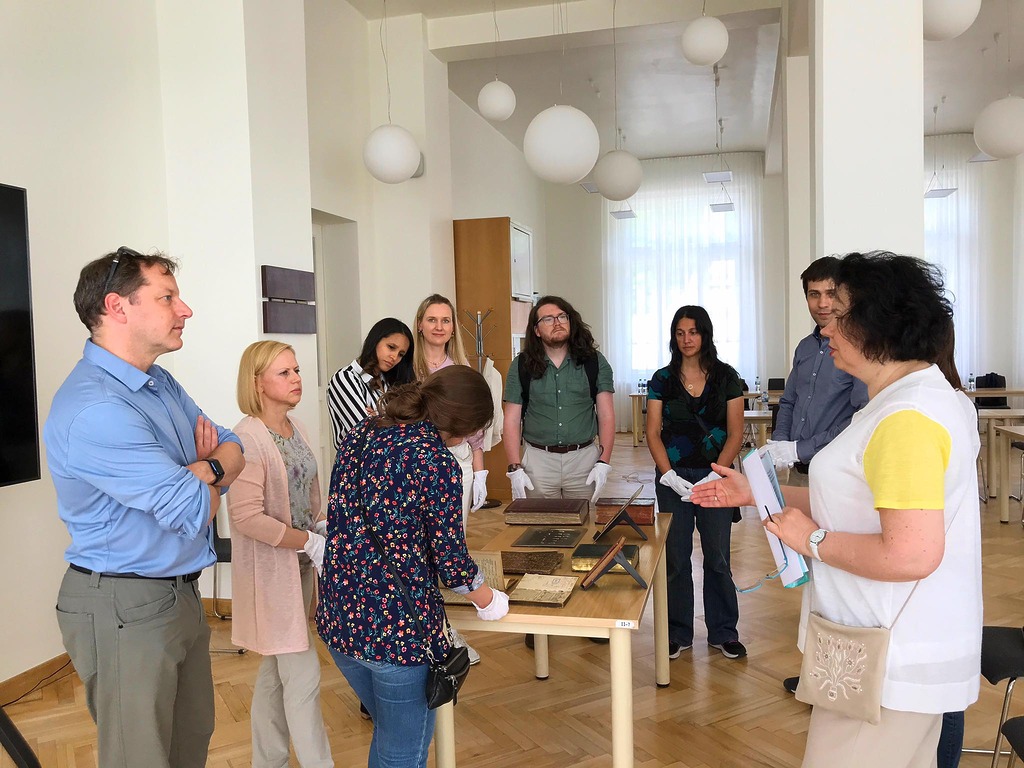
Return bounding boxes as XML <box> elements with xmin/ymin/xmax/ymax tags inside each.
<box><xmin>604</xmin><ymin>153</ymin><xmax>765</xmax><ymax>429</ymax></box>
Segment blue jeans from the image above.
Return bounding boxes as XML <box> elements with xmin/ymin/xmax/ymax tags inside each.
<box><xmin>936</xmin><ymin>711</ymin><xmax>964</xmax><ymax>768</ymax></box>
<box><xmin>328</xmin><ymin>648</ymin><xmax>435</xmax><ymax>768</ymax></box>
<box><xmin>655</xmin><ymin>466</ymin><xmax>739</xmax><ymax>647</ymax></box>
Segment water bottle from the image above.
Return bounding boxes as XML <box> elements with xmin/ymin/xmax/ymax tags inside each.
<box><xmin>761</xmin><ymin>390</ymin><xmax>769</xmax><ymax>408</ymax></box>
<box><xmin>754</xmin><ymin>376</ymin><xmax>761</xmax><ymax>394</ymax></box>
<box><xmin>968</xmin><ymin>373</ymin><xmax>976</xmax><ymax>392</ymax></box>
<box><xmin>637</xmin><ymin>378</ymin><xmax>644</xmax><ymax>395</ymax></box>
<box><xmin>641</xmin><ymin>378</ymin><xmax>648</xmax><ymax>395</ymax></box>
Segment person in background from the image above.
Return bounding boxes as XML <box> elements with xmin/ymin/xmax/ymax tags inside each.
<box><xmin>692</xmin><ymin>252</ymin><xmax>982</xmax><ymax>767</ymax></box>
<box><xmin>326</xmin><ymin>318</ymin><xmax>415</xmax><ymax>451</ymax></box>
<box><xmin>502</xmin><ymin>295</ymin><xmax>615</xmax><ymax>502</ymax></box>
<box><xmin>229</xmin><ymin>341</ymin><xmax>333</xmax><ymax>768</ymax></box>
<box><xmin>46</xmin><ymin>247</ymin><xmax>244</xmax><ymax>767</ymax></box>
<box><xmin>317</xmin><ymin>366</ymin><xmax>509</xmax><ymax>768</ymax></box>
<box><xmin>646</xmin><ymin>305</ymin><xmax>747</xmax><ymax>660</ymax></box>
<box><xmin>769</xmin><ymin>256</ymin><xmax>869</xmax><ymax>694</ymax></box>
<box><xmin>412</xmin><ymin>294</ymin><xmax>490</xmax><ymax>665</ymax></box>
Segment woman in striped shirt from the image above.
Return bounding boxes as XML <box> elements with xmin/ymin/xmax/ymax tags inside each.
<box><xmin>326</xmin><ymin>318</ymin><xmax>415</xmax><ymax>452</ymax></box>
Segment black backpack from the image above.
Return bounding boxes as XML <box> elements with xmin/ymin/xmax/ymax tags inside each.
<box><xmin>518</xmin><ymin>353</ymin><xmax>599</xmax><ymax>416</ymax></box>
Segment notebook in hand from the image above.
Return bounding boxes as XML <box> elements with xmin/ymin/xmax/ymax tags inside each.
<box><xmin>504</xmin><ymin>497</ymin><xmax>590</xmax><ymax>526</ymax></box>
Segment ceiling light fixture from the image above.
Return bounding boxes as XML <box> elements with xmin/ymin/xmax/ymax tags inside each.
<box><xmin>707</xmin><ymin>66</ymin><xmax>735</xmax><ymax>214</ymax></box>
<box><xmin>974</xmin><ymin>23</ymin><xmax>1024</xmax><ymax>159</ymax></box>
<box><xmin>680</xmin><ymin>1</ymin><xmax>729</xmax><ymax>67</ymax></box>
<box><xmin>477</xmin><ymin>0</ymin><xmax>517</xmax><ymax>121</ymax></box>
<box><xmin>923</xmin><ymin>0</ymin><xmax>982</xmax><ymax>41</ymax></box>
<box><xmin>524</xmin><ymin>2</ymin><xmax>600</xmax><ymax>184</ymax></box>
<box><xmin>925</xmin><ymin>99</ymin><xmax>958</xmax><ymax>198</ymax></box>
<box><xmin>610</xmin><ymin>205</ymin><xmax>637</xmax><ymax>219</ymax></box>
<box><xmin>594</xmin><ymin>0</ymin><xmax>643</xmax><ymax>203</ymax></box>
<box><xmin>363</xmin><ymin>0</ymin><xmax>422</xmax><ymax>183</ymax></box>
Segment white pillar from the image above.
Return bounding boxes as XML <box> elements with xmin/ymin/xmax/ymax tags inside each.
<box><xmin>782</xmin><ymin>53</ymin><xmax>812</xmax><ymax>354</ymax></box>
<box><xmin>812</xmin><ymin>0</ymin><xmax>924</xmax><ymax>257</ymax></box>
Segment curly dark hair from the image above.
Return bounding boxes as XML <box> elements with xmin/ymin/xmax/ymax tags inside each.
<box><xmin>519</xmin><ymin>295</ymin><xmax>598</xmax><ymax>379</ymax></box>
<box><xmin>357</xmin><ymin>317</ymin><xmax>416</xmax><ymax>389</ymax></box>
<box><xmin>664</xmin><ymin>305</ymin><xmax>734</xmax><ymax>398</ymax></box>
<box><xmin>833</xmin><ymin>251</ymin><xmax>953</xmax><ymax>364</ymax></box>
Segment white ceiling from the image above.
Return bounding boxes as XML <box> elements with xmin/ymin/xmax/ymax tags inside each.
<box><xmin>350</xmin><ymin>0</ymin><xmax>1024</xmax><ymax>161</ymax></box>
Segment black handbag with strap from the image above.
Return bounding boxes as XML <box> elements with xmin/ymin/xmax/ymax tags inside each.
<box><xmin>349</xmin><ymin>425</ymin><xmax>472</xmax><ymax>709</ymax></box>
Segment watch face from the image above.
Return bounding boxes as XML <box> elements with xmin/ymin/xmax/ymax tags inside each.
<box><xmin>810</xmin><ymin>529</ymin><xmax>826</xmax><ymax>544</ymax></box>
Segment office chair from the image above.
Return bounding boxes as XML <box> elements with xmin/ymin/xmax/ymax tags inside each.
<box><xmin>0</xmin><ymin>706</ymin><xmax>41</xmax><ymax>768</ymax></box>
<box><xmin>767</xmin><ymin>377</ymin><xmax>785</xmax><ymax>392</ymax></box>
<box><xmin>962</xmin><ymin>625</ymin><xmax>1024</xmax><ymax>767</ymax></box>
<box><xmin>210</xmin><ymin>509</ymin><xmax>246</xmax><ymax>655</ymax></box>
<box><xmin>976</xmin><ymin>373</ymin><xmax>1010</xmax><ymax>410</ymax></box>
<box><xmin>1002</xmin><ymin>716</ymin><xmax>1024</xmax><ymax>767</ymax></box>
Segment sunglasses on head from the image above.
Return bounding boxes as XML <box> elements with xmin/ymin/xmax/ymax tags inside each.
<box><xmin>102</xmin><ymin>246</ymin><xmax>143</xmax><ymax>295</ymax></box>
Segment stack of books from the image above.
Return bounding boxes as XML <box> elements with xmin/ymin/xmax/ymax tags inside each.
<box><xmin>504</xmin><ymin>497</ymin><xmax>590</xmax><ymax>526</ymax></box>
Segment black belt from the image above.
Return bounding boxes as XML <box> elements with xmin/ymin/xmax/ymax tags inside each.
<box><xmin>793</xmin><ymin>462</ymin><xmax>810</xmax><ymax>475</ymax></box>
<box><xmin>526</xmin><ymin>440</ymin><xmax>592</xmax><ymax>454</ymax></box>
<box><xmin>70</xmin><ymin>563</ymin><xmax>202</xmax><ymax>582</ymax></box>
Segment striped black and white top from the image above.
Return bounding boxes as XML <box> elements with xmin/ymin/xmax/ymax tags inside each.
<box><xmin>326</xmin><ymin>360</ymin><xmax>384</xmax><ymax>451</ymax></box>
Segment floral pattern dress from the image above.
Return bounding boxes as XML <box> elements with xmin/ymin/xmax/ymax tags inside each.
<box><xmin>316</xmin><ymin>418</ymin><xmax>478</xmax><ymax>666</ymax></box>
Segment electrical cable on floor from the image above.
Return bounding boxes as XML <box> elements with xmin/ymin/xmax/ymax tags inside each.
<box><xmin>1</xmin><ymin>658</ymin><xmax>73</xmax><ymax>708</ymax></box>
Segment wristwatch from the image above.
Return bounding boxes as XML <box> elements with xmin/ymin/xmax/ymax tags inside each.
<box><xmin>808</xmin><ymin>529</ymin><xmax>828</xmax><ymax>562</ymax></box>
<box><xmin>507</xmin><ymin>463</ymin><xmax>523</xmax><ymax>473</ymax></box>
<box><xmin>205</xmin><ymin>458</ymin><xmax>225</xmax><ymax>485</ymax></box>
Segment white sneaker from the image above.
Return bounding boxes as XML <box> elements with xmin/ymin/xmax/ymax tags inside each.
<box><xmin>449</xmin><ymin>626</ymin><xmax>481</xmax><ymax>665</ymax></box>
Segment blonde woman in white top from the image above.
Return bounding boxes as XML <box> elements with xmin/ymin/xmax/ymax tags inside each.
<box><xmin>692</xmin><ymin>252</ymin><xmax>981</xmax><ymax>768</ymax></box>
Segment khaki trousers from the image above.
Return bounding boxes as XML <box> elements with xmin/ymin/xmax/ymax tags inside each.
<box><xmin>521</xmin><ymin>441</ymin><xmax>601</xmax><ymax>499</ymax></box>
<box><xmin>802</xmin><ymin>706</ymin><xmax>941</xmax><ymax>768</ymax></box>
<box><xmin>251</xmin><ymin>561</ymin><xmax>333</xmax><ymax>768</ymax></box>
<box><xmin>55</xmin><ymin>566</ymin><xmax>214</xmax><ymax>768</ymax></box>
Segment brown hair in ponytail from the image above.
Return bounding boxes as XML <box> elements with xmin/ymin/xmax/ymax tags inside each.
<box><xmin>378</xmin><ymin>366</ymin><xmax>492</xmax><ymax>437</ymax></box>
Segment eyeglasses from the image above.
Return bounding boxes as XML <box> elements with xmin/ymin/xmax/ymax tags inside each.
<box><xmin>536</xmin><ymin>312</ymin><xmax>569</xmax><ymax>327</ymax></box>
<box><xmin>733</xmin><ymin>551</ymin><xmax>787</xmax><ymax>594</ymax></box>
<box><xmin>102</xmin><ymin>246</ymin><xmax>142</xmax><ymax>295</ymax></box>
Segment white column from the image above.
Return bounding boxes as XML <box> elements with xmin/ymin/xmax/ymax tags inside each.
<box><xmin>782</xmin><ymin>53</ymin><xmax>812</xmax><ymax>354</ymax></box>
<box><xmin>812</xmin><ymin>0</ymin><xmax>924</xmax><ymax>257</ymax></box>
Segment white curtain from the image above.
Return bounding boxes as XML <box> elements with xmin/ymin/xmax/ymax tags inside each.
<box><xmin>923</xmin><ymin>133</ymin><xmax>981</xmax><ymax>381</ymax></box>
<box><xmin>1014</xmin><ymin>154</ymin><xmax>1024</xmax><ymax>389</ymax></box>
<box><xmin>603</xmin><ymin>152</ymin><xmax>766</xmax><ymax>430</ymax></box>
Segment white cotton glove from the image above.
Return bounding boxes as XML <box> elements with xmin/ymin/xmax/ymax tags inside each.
<box><xmin>471</xmin><ymin>470</ymin><xmax>489</xmax><ymax>511</ymax></box>
<box><xmin>506</xmin><ymin>468</ymin><xmax>534</xmax><ymax>499</ymax></box>
<box><xmin>586</xmin><ymin>461</ymin><xmax>612</xmax><ymax>504</ymax></box>
<box><xmin>302</xmin><ymin>531</ymin><xmax>326</xmax><ymax>576</ymax></box>
<box><xmin>659</xmin><ymin>469</ymin><xmax>695</xmax><ymax>500</ymax></box>
<box><xmin>313</xmin><ymin>518</ymin><xmax>327</xmax><ymax>537</ymax></box>
<box><xmin>694</xmin><ymin>470</ymin><xmax>723</xmax><ymax>487</ymax></box>
<box><xmin>766</xmin><ymin>439</ymin><xmax>799</xmax><ymax>470</ymax></box>
<box><xmin>473</xmin><ymin>589</ymin><xmax>510</xmax><ymax>621</ymax></box>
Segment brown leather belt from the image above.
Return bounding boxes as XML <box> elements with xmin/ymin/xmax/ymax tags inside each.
<box><xmin>70</xmin><ymin>563</ymin><xmax>202</xmax><ymax>582</ymax></box>
<box><xmin>526</xmin><ymin>440</ymin><xmax>592</xmax><ymax>454</ymax></box>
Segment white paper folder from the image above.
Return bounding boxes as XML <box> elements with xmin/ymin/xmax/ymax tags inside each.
<box><xmin>740</xmin><ymin>446</ymin><xmax>809</xmax><ymax>589</ymax></box>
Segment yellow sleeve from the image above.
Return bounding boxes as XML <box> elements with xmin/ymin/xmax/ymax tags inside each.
<box><xmin>862</xmin><ymin>410</ymin><xmax>950</xmax><ymax>510</ymax></box>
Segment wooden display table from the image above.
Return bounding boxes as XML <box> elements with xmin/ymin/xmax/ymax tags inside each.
<box><xmin>435</xmin><ymin>508</ymin><xmax>671</xmax><ymax>768</ymax></box>
<box><xmin>978</xmin><ymin>409</ymin><xmax>1024</xmax><ymax>497</ymax></box>
<box><xmin>995</xmin><ymin>424</ymin><xmax>1024</xmax><ymax>524</ymax></box>
<box><xmin>743</xmin><ymin>409</ymin><xmax>773</xmax><ymax>447</ymax></box>
<box><xmin>629</xmin><ymin>393</ymin><xmax>646</xmax><ymax>446</ymax></box>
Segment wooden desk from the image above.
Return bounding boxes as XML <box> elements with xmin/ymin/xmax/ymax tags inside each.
<box><xmin>996</xmin><ymin>424</ymin><xmax>1024</xmax><ymax>524</ymax></box>
<box><xmin>743</xmin><ymin>409</ymin><xmax>773</xmax><ymax>447</ymax></box>
<box><xmin>629</xmin><ymin>392</ymin><xmax>646</xmax><ymax>447</ymax></box>
<box><xmin>437</xmin><ymin>510</ymin><xmax>671</xmax><ymax>768</ymax></box>
<box><xmin>965</xmin><ymin>388</ymin><xmax>1024</xmax><ymax>400</ymax></box>
<box><xmin>978</xmin><ymin>409</ymin><xmax>1024</xmax><ymax>497</ymax></box>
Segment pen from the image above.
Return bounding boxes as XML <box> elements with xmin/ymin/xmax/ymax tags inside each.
<box><xmin>764</xmin><ymin>505</ymin><xmax>775</xmax><ymax>524</ymax></box>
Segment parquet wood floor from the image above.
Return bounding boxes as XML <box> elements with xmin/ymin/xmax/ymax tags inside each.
<box><xmin>3</xmin><ymin>434</ymin><xmax>1022</xmax><ymax>767</ymax></box>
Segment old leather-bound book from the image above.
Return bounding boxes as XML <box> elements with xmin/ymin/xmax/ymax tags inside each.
<box><xmin>504</xmin><ymin>497</ymin><xmax>590</xmax><ymax>526</ymax></box>
<box><xmin>571</xmin><ymin>543</ymin><xmax>641</xmax><ymax>573</ymax></box>
<box><xmin>594</xmin><ymin>496</ymin><xmax>655</xmax><ymax>525</ymax></box>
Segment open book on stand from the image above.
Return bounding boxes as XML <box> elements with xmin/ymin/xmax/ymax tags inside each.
<box><xmin>740</xmin><ymin>446</ymin><xmax>809</xmax><ymax>589</ymax></box>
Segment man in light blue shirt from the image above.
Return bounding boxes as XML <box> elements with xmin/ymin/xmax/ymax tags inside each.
<box><xmin>45</xmin><ymin>247</ymin><xmax>243</xmax><ymax>768</ymax></box>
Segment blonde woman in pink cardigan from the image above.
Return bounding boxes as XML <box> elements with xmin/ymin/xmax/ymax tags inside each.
<box><xmin>231</xmin><ymin>341</ymin><xmax>333</xmax><ymax>768</ymax></box>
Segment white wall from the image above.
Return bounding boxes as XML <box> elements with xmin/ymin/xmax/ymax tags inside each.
<box><xmin>0</xmin><ymin>0</ymin><xmax>171</xmax><ymax>681</ymax></box>
<box><xmin>976</xmin><ymin>158</ymin><xmax>1017</xmax><ymax>377</ymax></box>
<box><xmin>761</xmin><ymin>172</ymin><xmax>789</xmax><ymax>378</ymax></box>
<box><xmin>544</xmin><ymin>185</ymin><xmax>604</xmax><ymax>346</ymax></box>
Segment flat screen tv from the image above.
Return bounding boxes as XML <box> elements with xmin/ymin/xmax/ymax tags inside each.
<box><xmin>0</xmin><ymin>184</ymin><xmax>39</xmax><ymax>487</ymax></box>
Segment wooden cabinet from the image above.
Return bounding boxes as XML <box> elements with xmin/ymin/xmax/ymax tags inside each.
<box><xmin>454</xmin><ymin>217</ymin><xmax>534</xmax><ymax>500</ymax></box>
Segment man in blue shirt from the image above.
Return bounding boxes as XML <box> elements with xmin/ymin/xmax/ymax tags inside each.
<box><xmin>766</xmin><ymin>255</ymin><xmax>867</xmax><ymax>696</ymax></box>
<box><xmin>45</xmin><ymin>247</ymin><xmax>243</xmax><ymax>768</ymax></box>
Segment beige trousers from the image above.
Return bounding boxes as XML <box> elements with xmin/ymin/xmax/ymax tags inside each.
<box><xmin>251</xmin><ymin>560</ymin><xmax>333</xmax><ymax>768</ymax></box>
<box><xmin>521</xmin><ymin>441</ymin><xmax>601</xmax><ymax>499</ymax></box>
<box><xmin>802</xmin><ymin>706</ymin><xmax>941</xmax><ymax>768</ymax></box>
<box><xmin>447</xmin><ymin>439</ymin><xmax>474</xmax><ymax>529</ymax></box>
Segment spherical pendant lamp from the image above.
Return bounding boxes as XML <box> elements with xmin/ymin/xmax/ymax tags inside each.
<box><xmin>680</xmin><ymin>16</ymin><xmax>729</xmax><ymax>67</ymax></box>
<box><xmin>973</xmin><ymin>96</ymin><xmax>1024</xmax><ymax>159</ymax></box>
<box><xmin>923</xmin><ymin>0</ymin><xmax>982</xmax><ymax>41</ymax></box>
<box><xmin>363</xmin><ymin>124</ymin><xmax>421</xmax><ymax>184</ymax></box>
<box><xmin>523</xmin><ymin>105</ymin><xmax>600</xmax><ymax>184</ymax></box>
<box><xmin>593</xmin><ymin>150</ymin><xmax>643</xmax><ymax>201</ymax></box>
<box><xmin>478</xmin><ymin>79</ymin><xmax>517</xmax><ymax>122</ymax></box>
